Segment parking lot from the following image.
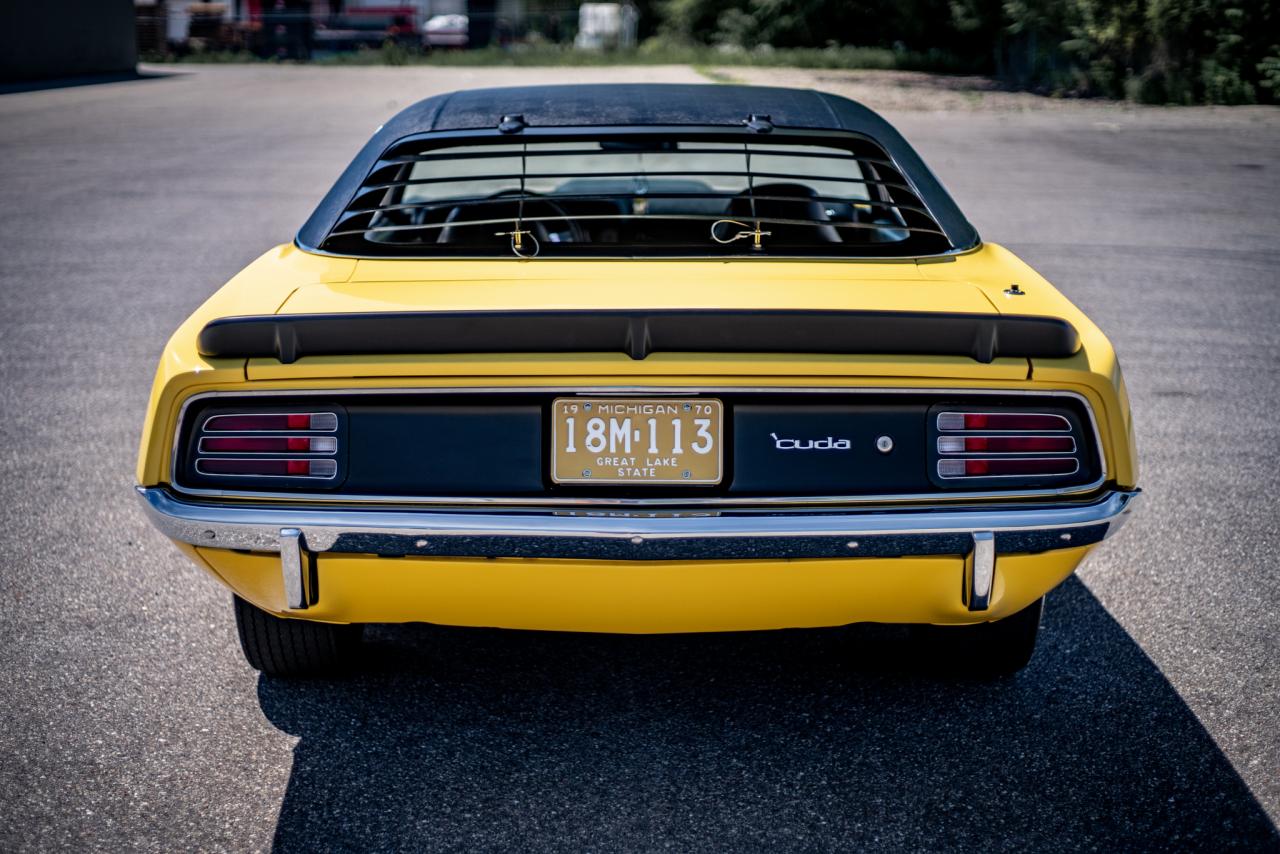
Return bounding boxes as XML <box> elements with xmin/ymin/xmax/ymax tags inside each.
<box><xmin>1</xmin><ymin>65</ymin><xmax>1278</xmax><ymax>849</ymax></box>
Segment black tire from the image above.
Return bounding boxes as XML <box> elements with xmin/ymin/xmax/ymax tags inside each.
<box><xmin>914</xmin><ymin>596</ymin><xmax>1045</xmax><ymax>678</ymax></box>
<box><xmin>233</xmin><ymin>595</ymin><xmax>363</xmax><ymax>677</ymax></box>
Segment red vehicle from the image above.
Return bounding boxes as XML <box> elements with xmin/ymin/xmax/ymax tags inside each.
<box><xmin>313</xmin><ymin>5</ymin><xmax>420</xmax><ymax>51</ymax></box>
<box><xmin>247</xmin><ymin>1</ymin><xmax>420</xmax><ymax>57</ymax></box>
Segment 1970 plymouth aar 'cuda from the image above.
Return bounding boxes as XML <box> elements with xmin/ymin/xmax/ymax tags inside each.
<box><xmin>136</xmin><ymin>84</ymin><xmax>1140</xmax><ymax>677</ymax></box>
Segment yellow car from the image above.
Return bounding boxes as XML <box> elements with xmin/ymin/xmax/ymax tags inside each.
<box><xmin>136</xmin><ymin>83</ymin><xmax>1140</xmax><ymax>677</ymax></box>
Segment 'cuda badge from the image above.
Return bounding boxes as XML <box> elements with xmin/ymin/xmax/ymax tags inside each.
<box><xmin>770</xmin><ymin>432</ymin><xmax>852</xmax><ymax>451</ymax></box>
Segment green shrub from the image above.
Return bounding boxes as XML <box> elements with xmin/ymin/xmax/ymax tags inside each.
<box><xmin>1259</xmin><ymin>49</ymin><xmax>1280</xmax><ymax>93</ymax></box>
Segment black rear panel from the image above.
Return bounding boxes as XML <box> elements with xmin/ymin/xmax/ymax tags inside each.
<box><xmin>174</xmin><ymin>390</ymin><xmax>1102</xmax><ymax>499</ymax></box>
<box><xmin>346</xmin><ymin>405</ymin><xmax>543</xmax><ymax>494</ymax></box>
<box><xmin>731</xmin><ymin>404</ymin><xmax>931</xmax><ymax>494</ymax></box>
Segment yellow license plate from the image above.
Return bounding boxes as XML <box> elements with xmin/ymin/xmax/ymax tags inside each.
<box><xmin>551</xmin><ymin>397</ymin><xmax>723</xmax><ymax>484</ymax></box>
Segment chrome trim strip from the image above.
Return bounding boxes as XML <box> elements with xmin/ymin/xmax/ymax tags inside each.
<box><xmin>936</xmin><ymin>411</ymin><xmax>1071</xmax><ymax>432</ymax></box>
<box><xmin>936</xmin><ymin>435</ymin><xmax>1077</xmax><ymax>455</ymax></box>
<box><xmin>197</xmin><ymin>436</ymin><xmax>338</xmax><ymax>455</ymax></box>
<box><xmin>193</xmin><ymin>459</ymin><xmax>339</xmax><ymax>480</ymax></box>
<box><xmin>936</xmin><ymin>458</ymin><xmax>1081</xmax><ymax>480</ymax></box>
<box><xmin>294</xmin><ymin>238</ymin><xmax>980</xmax><ymax>262</ymax></box>
<box><xmin>137</xmin><ymin>486</ymin><xmax>1139</xmax><ymax>561</ymax></box>
<box><xmin>167</xmin><ymin>386</ymin><xmax>1109</xmax><ymax>507</ymax></box>
<box><xmin>202</xmin><ymin>412</ymin><xmax>339</xmax><ymax>433</ymax></box>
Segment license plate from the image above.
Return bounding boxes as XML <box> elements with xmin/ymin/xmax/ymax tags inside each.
<box><xmin>551</xmin><ymin>397</ymin><xmax>723</xmax><ymax>484</ymax></box>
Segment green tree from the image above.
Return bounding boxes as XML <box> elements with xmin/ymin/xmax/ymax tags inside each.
<box><xmin>651</xmin><ymin>0</ymin><xmax>1278</xmax><ymax>103</ymax></box>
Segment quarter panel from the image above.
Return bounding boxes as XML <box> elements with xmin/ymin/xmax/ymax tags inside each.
<box><xmin>919</xmin><ymin>242</ymin><xmax>1139</xmax><ymax>487</ymax></box>
<box><xmin>135</xmin><ymin>245</ymin><xmax>358</xmax><ymax>485</ymax></box>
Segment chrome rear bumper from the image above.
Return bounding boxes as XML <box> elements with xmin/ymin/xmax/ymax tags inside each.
<box><xmin>137</xmin><ymin>485</ymin><xmax>1138</xmax><ymax>561</ymax></box>
<box><xmin>137</xmin><ymin>486</ymin><xmax>1138</xmax><ymax>612</ymax></box>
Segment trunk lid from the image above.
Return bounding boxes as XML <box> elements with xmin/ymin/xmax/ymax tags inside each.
<box><xmin>247</xmin><ymin>259</ymin><xmax>1029</xmax><ymax>381</ymax></box>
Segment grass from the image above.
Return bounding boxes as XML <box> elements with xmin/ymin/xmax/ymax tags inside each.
<box><xmin>692</xmin><ymin>65</ymin><xmax>744</xmax><ymax>84</ymax></box>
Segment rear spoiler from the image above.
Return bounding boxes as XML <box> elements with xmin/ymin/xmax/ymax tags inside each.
<box><xmin>197</xmin><ymin>309</ymin><xmax>1080</xmax><ymax>365</ymax></box>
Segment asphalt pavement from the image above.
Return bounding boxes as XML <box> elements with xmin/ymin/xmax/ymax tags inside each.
<box><xmin>1</xmin><ymin>64</ymin><xmax>1278</xmax><ymax>851</ymax></box>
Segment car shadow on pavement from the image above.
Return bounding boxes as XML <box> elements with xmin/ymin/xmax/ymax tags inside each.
<box><xmin>258</xmin><ymin>575</ymin><xmax>1278</xmax><ymax>850</ymax></box>
<box><xmin>0</xmin><ymin>70</ymin><xmax>176</xmax><ymax>96</ymax></box>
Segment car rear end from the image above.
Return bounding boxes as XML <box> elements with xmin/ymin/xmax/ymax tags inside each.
<box><xmin>135</xmin><ymin>85</ymin><xmax>1139</xmax><ymax>674</ymax></box>
<box><xmin>142</xmin><ymin>376</ymin><xmax>1133</xmax><ymax>631</ymax></box>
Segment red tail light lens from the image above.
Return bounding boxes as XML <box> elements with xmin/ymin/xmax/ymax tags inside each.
<box><xmin>937</xmin><ymin>412</ymin><xmax>1070</xmax><ymax>432</ymax></box>
<box><xmin>937</xmin><ymin>435</ymin><xmax>1075</xmax><ymax>454</ymax></box>
<box><xmin>937</xmin><ymin>457</ymin><xmax>1079</xmax><ymax>478</ymax></box>
<box><xmin>203</xmin><ymin>412</ymin><xmax>338</xmax><ymax>432</ymax></box>
<box><xmin>195</xmin><ymin>458</ymin><xmax>338</xmax><ymax>478</ymax></box>
<box><xmin>199</xmin><ymin>436</ymin><xmax>337</xmax><ymax>454</ymax></box>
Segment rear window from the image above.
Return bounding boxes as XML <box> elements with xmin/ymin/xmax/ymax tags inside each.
<box><xmin>319</xmin><ymin>135</ymin><xmax>951</xmax><ymax>258</ymax></box>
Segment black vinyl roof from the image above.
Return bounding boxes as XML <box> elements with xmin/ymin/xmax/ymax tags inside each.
<box><xmin>296</xmin><ymin>84</ymin><xmax>980</xmax><ymax>255</ymax></box>
<box><xmin>383</xmin><ymin>84</ymin><xmax>864</xmax><ymax>133</ymax></box>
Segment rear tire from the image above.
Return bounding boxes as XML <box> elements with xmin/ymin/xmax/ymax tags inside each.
<box><xmin>233</xmin><ymin>595</ymin><xmax>363</xmax><ymax>677</ymax></box>
<box><xmin>914</xmin><ymin>596</ymin><xmax>1044</xmax><ymax>678</ymax></box>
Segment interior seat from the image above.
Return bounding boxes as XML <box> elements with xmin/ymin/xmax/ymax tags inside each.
<box><xmin>725</xmin><ymin>183</ymin><xmax>842</xmax><ymax>245</ymax></box>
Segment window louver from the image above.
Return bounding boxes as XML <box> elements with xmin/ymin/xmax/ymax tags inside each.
<box><xmin>318</xmin><ymin>134</ymin><xmax>953</xmax><ymax>258</ymax></box>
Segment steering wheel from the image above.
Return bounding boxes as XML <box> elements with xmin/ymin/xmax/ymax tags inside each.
<box><xmin>492</xmin><ymin>190</ymin><xmax>588</xmax><ymax>245</ymax></box>
<box><xmin>437</xmin><ymin>190</ymin><xmax>587</xmax><ymax>250</ymax></box>
<box><xmin>481</xmin><ymin>190</ymin><xmax>589</xmax><ymax>245</ymax></box>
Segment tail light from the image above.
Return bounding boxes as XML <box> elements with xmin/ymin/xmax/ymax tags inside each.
<box><xmin>937</xmin><ymin>435</ymin><xmax>1075</xmax><ymax>454</ymax></box>
<box><xmin>198</xmin><ymin>436</ymin><xmax>338</xmax><ymax>454</ymax></box>
<box><xmin>195</xmin><ymin>458</ymin><xmax>338</xmax><ymax>478</ymax></box>
<box><xmin>936</xmin><ymin>412</ymin><xmax>1069</xmax><ymax>432</ymax></box>
<box><xmin>937</xmin><ymin>457</ymin><xmax>1079</xmax><ymax>478</ymax></box>
<box><xmin>189</xmin><ymin>409</ymin><xmax>343</xmax><ymax>483</ymax></box>
<box><xmin>932</xmin><ymin>409</ymin><xmax>1085</xmax><ymax>484</ymax></box>
<box><xmin>203</xmin><ymin>412</ymin><xmax>338</xmax><ymax>432</ymax></box>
